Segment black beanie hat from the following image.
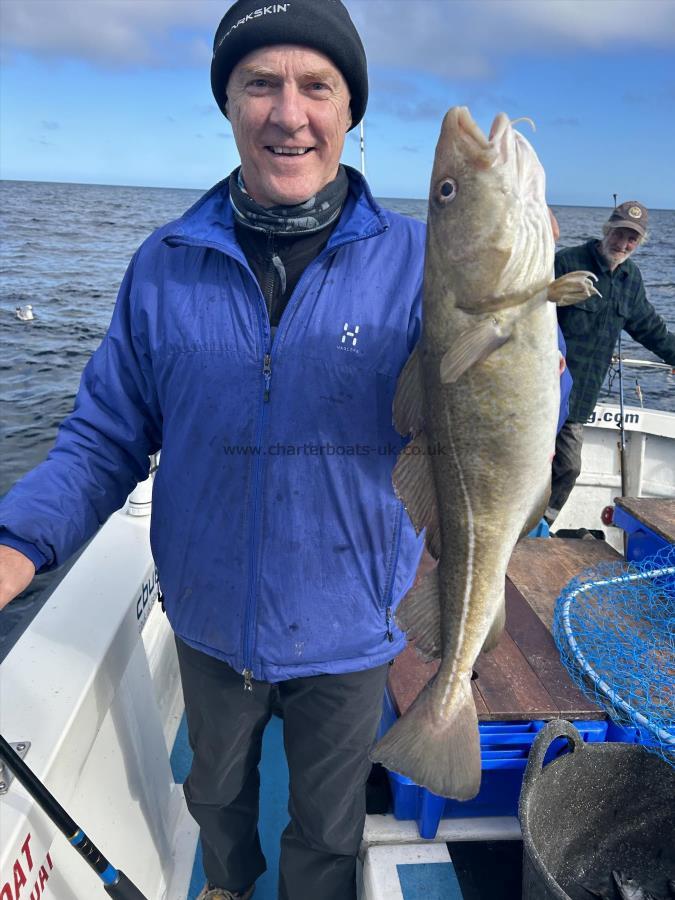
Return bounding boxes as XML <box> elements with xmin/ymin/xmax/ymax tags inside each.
<box><xmin>211</xmin><ymin>0</ymin><xmax>368</xmax><ymax>130</ymax></box>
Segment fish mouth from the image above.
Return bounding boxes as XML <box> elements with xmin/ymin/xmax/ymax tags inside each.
<box><xmin>441</xmin><ymin>107</ymin><xmax>539</xmax><ymax>173</ymax></box>
<box><xmin>489</xmin><ymin>112</ymin><xmax>537</xmax><ymax>176</ymax></box>
<box><xmin>488</xmin><ymin>111</ymin><xmax>543</xmax><ymax>206</ymax></box>
<box><xmin>456</xmin><ymin>107</ymin><xmax>490</xmax><ymax>151</ymax></box>
<box><xmin>442</xmin><ymin>106</ymin><xmax>495</xmax><ymax>169</ymax></box>
<box><xmin>488</xmin><ymin>112</ymin><xmax>512</xmax><ymax>144</ymax></box>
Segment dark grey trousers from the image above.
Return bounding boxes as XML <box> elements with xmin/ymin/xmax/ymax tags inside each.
<box><xmin>545</xmin><ymin>420</ymin><xmax>585</xmax><ymax>523</ymax></box>
<box><xmin>175</xmin><ymin>637</ymin><xmax>389</xmax><ymax>900</ymax></box>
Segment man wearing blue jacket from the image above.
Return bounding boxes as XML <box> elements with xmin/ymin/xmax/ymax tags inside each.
<box><xmin>0</xmin><ymin>3</ymin><xmax>574</xmax><ymax>899</ymax></box>
<box><xmin>0</xmin><ymin>3</ymin><xmax>426</xmax><ymax>899</ymax></box>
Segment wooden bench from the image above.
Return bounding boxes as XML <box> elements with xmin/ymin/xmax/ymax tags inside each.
<box><xmin>615</xmin><ymin>497</ymin><xmax>675</xmax><ymax>545</ymax></box>
<box><xmin>388</xmin><ymin>538</ymin><xmax>622</xmax><ymax>721</ymax></box>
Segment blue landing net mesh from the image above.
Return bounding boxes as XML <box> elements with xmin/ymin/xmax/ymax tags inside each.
<box><xmin>553</xmin><ymin>544</ymin><xmax>675</xmax><ymax>767</ymax></box>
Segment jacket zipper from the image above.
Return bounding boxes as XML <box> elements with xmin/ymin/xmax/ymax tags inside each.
<box><xmin>239</xmin><ymin>232</ymin><xmax>396</xmax><ymax>686</ymax></box>
<box><xmin>165</xmin><ymin>220</ymin><xmax>391</xmax><ymax>687</ymax></box>
<box><xmin>241</xmin><ymin>292</ymin><xmax>272</xmax><ymax>692</ymax></box>
<box><xmin>262</xmin><ymin>353</ymin><xmax>272</xmax><ymax>401</ymax></box>
<box><xmin>262</xmin><ymin>232</ymin><xmax>276</xmax><ymax>323</ymax></box>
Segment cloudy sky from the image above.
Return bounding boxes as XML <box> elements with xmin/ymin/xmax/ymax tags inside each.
<box><xmin>1</xmin><ymin>0</ymin><xmax>674</xmax><ymax>206</ymax></box>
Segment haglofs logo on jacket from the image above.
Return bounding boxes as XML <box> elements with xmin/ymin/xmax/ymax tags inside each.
<box><xmin>339</xmin><ymin>322</ymin><xmax>361</xmax><ymax>354</ymax></box>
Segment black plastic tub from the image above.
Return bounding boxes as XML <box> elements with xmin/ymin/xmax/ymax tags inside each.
<box><xmin>519</xmin><ymin>719</ymin><xmax>675</xmax><ymax>900</ymax></box>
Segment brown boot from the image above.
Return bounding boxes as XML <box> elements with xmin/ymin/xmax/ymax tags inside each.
<box><xmin>195</xmin><ymin>885</ymin><xmax>254</xmax><ymax>900</ymax></box>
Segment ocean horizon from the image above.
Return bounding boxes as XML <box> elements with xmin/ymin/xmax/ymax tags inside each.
<box><xmin>3</xmin><ymin>178</ymin><xmax>674</xmax><ymax>212</ymax></box>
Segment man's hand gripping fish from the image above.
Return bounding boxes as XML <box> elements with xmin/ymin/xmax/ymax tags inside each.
<box><xmin>370</xmin><ymin>107</ymin><xmax>599</xmax><ymax>801</ymax></box>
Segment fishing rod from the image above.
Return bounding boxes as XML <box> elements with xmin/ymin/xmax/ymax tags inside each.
<box><xmin>615</xmin><ymin>336</ymin><xmax>630</xmax><ymax>556</ymax></box>
<box><xmin>0</xmin><ymin>735</ymin><xmax>148</xmax><ymax>899</ymax></box>
<box><xmin>607</xmin><ymin>354</ymin><xmax>674</xmax><ymax>410</ymax></box>
<box><xmin>359</xmin><ymin>120</ymin><xmax>366</xmax><ymax>177</ymax></box>
<box><xmin>611</xmin><ymin>355</ymin><xmax>674</xmax><ymax>372</ymax></box>
<box><xmin>616</xmin><ymin>334</ymin><xmax>628</xmax><ymax>500</ymax></box>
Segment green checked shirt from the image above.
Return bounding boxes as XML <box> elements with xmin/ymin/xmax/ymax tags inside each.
<box><xmin>555</xmin><ymin>239</ymin><xmax>675</xmax><ymax>423</ymax></box>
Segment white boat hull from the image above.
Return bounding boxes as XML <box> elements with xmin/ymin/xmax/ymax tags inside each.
<box><xmin>0</xmin><ymin>501</ymin><xmax>197</xmax><ymax>900</ymax></box>
<box><xmin>554</xmin><ymin>404</ymin><xmax>674</xmax><ymax>550</ymax></box>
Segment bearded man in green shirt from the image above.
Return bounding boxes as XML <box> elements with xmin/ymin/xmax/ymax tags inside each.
<box><xmin>545</xmin><ymin>200</ymin><xmax>675</xmax><ymax>525</ymax></box>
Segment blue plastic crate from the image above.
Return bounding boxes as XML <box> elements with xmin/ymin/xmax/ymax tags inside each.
<box><xmin>378</xmin><ymin>689</ymin><xmax>607</xmax><ymax>839</ymax></box>
<box><xmin>375</xmin><ymin>685</ymin><xmax>398</xmax><ymax>740</ymax></box>
<box><xmin>388</xmin><ymin>752</ymin><xmax>530</xmax><ymax>838</ymax></box>
<box><xmin>480</xmin><ymin>720</ymin><xmax>605</xmax><ymax>761</ymax></box>
<box><xmin>612</xmin><ymin>505</ymin><xmax>672</xmax><ymax>562</ymax></box>
<box><xmin>527</xmin><ymin>518</ymin><xmax>550</xmax><ymax>538</ymax></box>
<box><xmin>605</xmin><ymin>720</ymin><xmax>675</xmax><ymax>748</ymax></box>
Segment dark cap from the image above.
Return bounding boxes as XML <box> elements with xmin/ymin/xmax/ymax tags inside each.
<box><xmin>606</xmin><ymin>200</ymin><xmax>649</xmax><ymax>237</ymax></box>
<box><xmin>211</xmin><ymin>0</ymin><xmax>368</xmax><ymax>130</ymax></box>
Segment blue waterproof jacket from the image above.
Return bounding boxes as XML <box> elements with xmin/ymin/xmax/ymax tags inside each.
<box><xmin>0</xmin><ymin>169</ymin><xmax>572</xmax><ymax>681</ymax></box>
<box><xmin>0</xmin><ymin>169</ymin><xmax>427</xmax><ymax>680</ymax></box>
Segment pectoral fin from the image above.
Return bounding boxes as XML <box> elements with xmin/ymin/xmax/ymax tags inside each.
<box><xmin>393</xmin><ymin>346</ymin><xmax>424</xmax><ymax>436</ymax></box>
<box><xmin>392</xmin><ymin>433</ymin><xmax>441</xmax><ymax>558</ymax></box>
<box><xmin>440</xmin><ymin>317</ymin><xmax>511</xmax><ymax>383</ymax></box>
<box><xmin>548</xmin><ymin>270</ymin><xmax>601</xmax><ymax>306</ymax></box>
<box><xmin>456</xmin><ymin>270</ymin><xmax>551</xmax><ymax>313</ymax></box>
<box><xmin>395</xmin><ymin>566</ymin><xmax>442</xmax><ymax>660</ymax></box>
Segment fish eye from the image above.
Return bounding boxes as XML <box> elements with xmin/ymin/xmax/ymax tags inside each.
<box><xmin>437</xmin><ymin>178</ymin><xmax>457</xmax><ymax>203</ymax></box>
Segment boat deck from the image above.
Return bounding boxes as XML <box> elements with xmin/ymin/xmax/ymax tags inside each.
<box><xmin>170</xmin><ymin>712</ymin><xmax>524</xmax><ymax>900</ymax></box>
<box><xmin>171</xmin><ymin>713</ymin><xmax>289</xmax><ymax>900</ymax></box>
<box><xmin>389</xmin><ymin>537</ymin><xmax>621</xmax><ymax>721</ymax></box>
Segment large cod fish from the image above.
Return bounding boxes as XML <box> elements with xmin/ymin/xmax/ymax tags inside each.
<box><xmin>370</xmin><ymin>107</ymin><xmax>598</xmax><ymax>800</ymax></box>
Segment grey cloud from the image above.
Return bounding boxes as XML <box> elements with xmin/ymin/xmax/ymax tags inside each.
<box><xmin>443</xmin><ymin>88</ymin><xmax>520</xmax><ymax>115</ymax></box>
<box><xmin>0</xmin><ymin>0</ymin><xmax>219</xmax><ymax>67</ymax></box>
<box><xmin>41</xmin><ymin>120</ymin><xmax>60</xmax><ymax>130</ymax></box>
<box><xmin>374</xmin><ymin>95</ymin><xmax>450</xmax><ymax>122</ymax></box>
<box><xmin>368</xmin><ymin>75</ymin><xmax>519</xmax><ymax>123</ymax></box>
<box><xmin>3</xmin><ymin>1</ymin><xmax>674</xmax><ymax>73</ymax></box>
<box><xmin>347</xmin><ymin>0</ymin><xmax>675</xmax><ymax>80</ymax></box>
<box><xmin>369</xmin><ymin>74</ymin><xmax>449</xmax><ymax>121</ymax></box>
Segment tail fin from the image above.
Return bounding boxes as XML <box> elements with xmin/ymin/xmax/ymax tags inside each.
<box><xmin>371</xmin><ymin>679</ymin><xmax>481</xmax><ymax>801</ymax></box>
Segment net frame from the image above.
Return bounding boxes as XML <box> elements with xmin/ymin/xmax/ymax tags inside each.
<box><xmin>553</xmin><ymin>545</ymin><xmax>675</xmax><ymax>766</ymax></box>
